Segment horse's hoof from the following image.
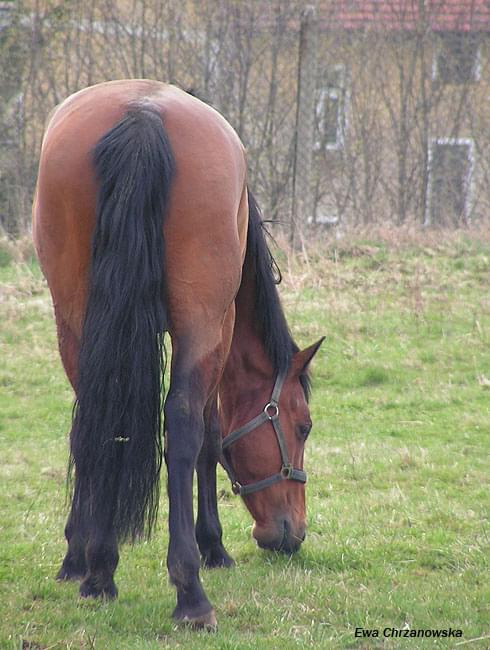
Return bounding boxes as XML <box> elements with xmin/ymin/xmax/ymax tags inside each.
<box><xmin>173</xmin><ymin>607</ymin><xmax>217</xmax><ymax>631</ymax></box>
<box><xmin>79</xmin><ymin>578</ymin><xmax>118</xmax><ymax>600</ymax></box>
<box><xmin>201</xmin><ymin>546</ymin><xmax>235</xmax><ymax>569</ymax></box>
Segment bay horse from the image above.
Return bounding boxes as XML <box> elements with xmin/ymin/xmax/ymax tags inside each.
<box><xmin>33</xmin><ymin>80</ymin><xmax>323</xmax><ymax>629</ymax></box>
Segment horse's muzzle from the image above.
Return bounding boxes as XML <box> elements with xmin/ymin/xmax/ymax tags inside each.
<box><xmin>253</xmin><ymin>518</ymin><xmax>306</xmax><ymax>554</ymax></box>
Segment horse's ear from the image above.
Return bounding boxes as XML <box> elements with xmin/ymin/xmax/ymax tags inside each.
<box><xmin>292</xmin><ymin>337</ymin><xmax>325</xmax><ymax>375</ymax></box>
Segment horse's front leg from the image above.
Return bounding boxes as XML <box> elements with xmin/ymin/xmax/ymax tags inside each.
<box><xmin>196</xmin><ymin>397</ymin><xmax>234</xmax><ymax>569</ymax></box>
<box><xmin>164</xmin><ymin>364</ymin><xmax>216</xmax><ymax>628</ymax></box>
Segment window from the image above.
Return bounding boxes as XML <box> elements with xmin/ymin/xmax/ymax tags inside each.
<box><xmin>426</xmin><ymin>139</ymin><xmax>474</xmax><ymax>226</ymax></box>
<box><xmin>315</xmin><ymin>65</ymin><xmax>348</xmax><ymax>151</ymax></box>
<box><xmin>433</xmin><ymin>33</ymin><xmax>481</xmax><ymax>84</ymax></box>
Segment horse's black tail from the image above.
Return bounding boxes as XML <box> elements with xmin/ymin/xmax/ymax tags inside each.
<box><xmin>70</xmin><ymin>106</ymin><xmax>175</xmax><ymax>542</ymax></box>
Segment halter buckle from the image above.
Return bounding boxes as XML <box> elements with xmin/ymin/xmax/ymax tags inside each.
<box><xmin>264</xmin><ymin>401</ymin><xmax>279</xmax><ymax>420</ymax></box>
<box><xmin>281</xmin><ymin>464</ymin><xmax>293</xmax><ymax>479</ymax></box>
<box><xmin>231</xmin><ymin>481</ymin><xmax>242</xmax><ymax>495</ymax></box>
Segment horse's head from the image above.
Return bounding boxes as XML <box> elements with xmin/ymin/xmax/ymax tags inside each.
<box><xmin>221</xmin><ymin>338</ymin><xmax>323</xmax><ymax>554</ymax></box>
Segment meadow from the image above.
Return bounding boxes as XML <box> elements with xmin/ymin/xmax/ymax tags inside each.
<box><xmin>0</xmin><ymin>232</ymin><xmax>489</xmax><ymax>649</ymax></box>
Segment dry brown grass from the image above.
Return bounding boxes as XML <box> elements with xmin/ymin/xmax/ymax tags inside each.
<box><xmin>271</xmin><ymin>221</ymin><xmax>490</xmax><ymax>292</ymax></box>
<box><xmin>0</xmin><ymin>234</ymin><xmax>37</xmax><ymax>265</ymax></box>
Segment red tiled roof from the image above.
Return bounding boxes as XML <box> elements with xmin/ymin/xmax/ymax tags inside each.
<box><xmin>319</xmin><ymin>0</ymin><xmax>490</xmax><ymax>32</ymax></box>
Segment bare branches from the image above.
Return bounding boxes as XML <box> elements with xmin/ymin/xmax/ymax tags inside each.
<box><xmin>0</xmin><ymin>0</ymin><xmax>487</xmax><ymax>235</ymax></box>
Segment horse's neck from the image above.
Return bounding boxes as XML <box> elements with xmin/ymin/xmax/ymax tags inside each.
<box><xmin>220</xmin><ymin>253</ymin><xmax>272</xmax><ymax>413</ymax></box>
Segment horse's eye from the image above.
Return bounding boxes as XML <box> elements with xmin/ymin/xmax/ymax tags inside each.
<box><xmin>297</xmin><ymin>422</ymin><xmax>312</xmax><ymax>440</ymax></box>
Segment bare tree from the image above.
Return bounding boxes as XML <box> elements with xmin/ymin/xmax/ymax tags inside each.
<box><xmin>0</xmin><ymin>0</ymin><xmax>488</xmax><ymax>235</ymax></box>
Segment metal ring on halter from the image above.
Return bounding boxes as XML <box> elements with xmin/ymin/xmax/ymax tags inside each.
<box><xmin>264</xmin><ymin>402</ymin><xmax>279</xmax><ymax>419</ymax></box>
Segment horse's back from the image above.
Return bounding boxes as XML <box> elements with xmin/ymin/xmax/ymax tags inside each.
<box><xmin>33</xmin><ymin>80</ymin><xmax>248</xmax><ymax>336</ymax></box>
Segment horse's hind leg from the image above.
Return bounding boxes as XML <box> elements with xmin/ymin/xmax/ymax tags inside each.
<box><xmin>58</xmin><ymin>490</ymin><xmax>119</xmax><ymax>596</ymax></box>
<box><xmin>165</xmin><ymin>300</ymin><xmax>237</xmax><ymax>627</ymax></box>
<box><xmin>164</xmin><ymin>342</ymin><xmax>230</xmax><ymax>626</ymax></box>
<box><xmin>56</xmin><ymin>499</ymin><xmax>87</xmax><ymax>581</ymax></box>
<box><xmin>53</xmin><ymin>313</ymin><xmax>88</xmax><ymax>582</ymax></box>
<box><xmin>79</xmin><ymin>519</ymin><xmax>119</xmax><ymax>599</ymax></box>
<box><xmin>196</xmin><ymin>396</ymin><xmax>234</xmax><ymax>569</ymax></box>
<box><xmin>164</xmin><ymin>368</ymin><xmax>211</xmax><ymax>625</ymax></box>
<box><xmin>54</xmin><ymin>312</ymin><xmax>119</xmax><ymax>595</ymax></box>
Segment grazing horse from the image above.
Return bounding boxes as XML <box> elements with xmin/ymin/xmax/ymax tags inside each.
<box><xmin>33</xmin><ymin>80</ymin><xmax>322</xmax><ymax>628</ymax></box>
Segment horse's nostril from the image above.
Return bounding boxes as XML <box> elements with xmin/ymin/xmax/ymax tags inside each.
<box><xmin>278</xmin><ymin>519</ymin><xmax>295</xmax><ymax>554</ymax></box>
<box><xmin>277</xmin><ymin>519</ymin><xmax>305</xmax><ymax>554</ymax></box>
<box><xmin>280</xmin><ymin>519</ymin><xmax>290</xmax><ymax>547</ymax></box>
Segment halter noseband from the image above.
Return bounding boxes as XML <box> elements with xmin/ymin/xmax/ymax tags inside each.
<box><xmin>221</xmin><ymin>369</ymin><xmax>307</xmax><ymax>496</ymax></box>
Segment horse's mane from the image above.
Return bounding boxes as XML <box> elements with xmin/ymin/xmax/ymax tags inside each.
<box><xmin>246</xmin><ymin>190</ymin><xmax>311</xmax><ymax>400</ymax></box>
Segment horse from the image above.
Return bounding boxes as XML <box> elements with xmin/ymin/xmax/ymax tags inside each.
<box><xmin>32</xmin><ymin>79</ymin><xmax>323</xmax><ymax>629</ymax></box>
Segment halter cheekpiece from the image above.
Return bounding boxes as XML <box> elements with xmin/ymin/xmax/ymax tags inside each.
<box><xmin>221</xmin><ymin>368</ymin><xmax>307</xmax><ymax>496</ymax></box>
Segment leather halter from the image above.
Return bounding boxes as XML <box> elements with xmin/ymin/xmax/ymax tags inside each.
<box><xmin>221</xmin><ymin>369</ymin><xmax>307</xmax><ymax>496</ymax></box>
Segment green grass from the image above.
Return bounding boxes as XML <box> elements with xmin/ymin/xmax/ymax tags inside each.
<box><xmin>1</xmin><ymin>238</ymin><xmax>489</xmax><ymax>649</ymax></box>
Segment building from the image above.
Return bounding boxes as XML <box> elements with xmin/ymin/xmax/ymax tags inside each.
<box><xmin>307</xmin><ymin>0</ymin><xmax>490</xmax><ymax>226</ymax></box>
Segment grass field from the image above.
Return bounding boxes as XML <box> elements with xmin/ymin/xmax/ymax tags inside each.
<box><xmin>1</xmin><ymin>234</ymin><xmax>489</xmax><ymax>649</ymax></box>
